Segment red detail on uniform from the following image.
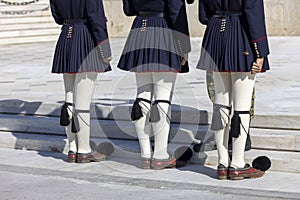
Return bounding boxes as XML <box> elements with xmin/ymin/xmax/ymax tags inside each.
<box><xmin>97</xmin><ymin>39</ymin><xmax>109</xmax><ymax>45</ymax></box>
<box><xmin>252</xmin><ymin>36</ymin><xmax>267</xmax><ymax>43</ymax></box>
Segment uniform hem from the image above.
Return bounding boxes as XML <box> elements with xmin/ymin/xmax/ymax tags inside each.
<box><xmin>51</xmin><ymin>69</ymin><xmax>112</xmax><ymax>74</ymax></box>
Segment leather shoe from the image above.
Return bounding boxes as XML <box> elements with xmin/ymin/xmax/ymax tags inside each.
<box><xmin>151</xmin><ymin>155</ymin><xmax>176</xmax><ymax>170</ymax></box>
<box><xmin>76</xmin><ymin>151</ymin><xmax>106</xmax><ymax>163</ymax></box>
<box><xmin>141</xmin><ymin>158</ymin><xmax>151</xmax><ymax>169</ymax></box>
<box><xmin>68</xmin><ymin>151</ymin><xmax>77</xmax><ymax>163</ymax></box>
<box><xmin>229</xmin><ymin>164</ymin><xmax>265</xmax><ymax>180</ymax></box>
<box><xmin>217</xmin><ymin>164</ymin><xmax>228</xmax><ymax>180</ymax></box>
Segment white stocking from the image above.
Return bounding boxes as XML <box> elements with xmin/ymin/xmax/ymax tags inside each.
<box><xmin>63</xmin><ymin>74</ymin><xmax>77</xmax><ymax>153</ymax></box>
<box><xmin>230</xmin><ymin>73</ymin><xmax>256</xmax><ymax>168</ymax></box>
<box><xmin>152</xmin><ymin>72</ymin><xmax>177</xmax><ymax>160</ymax></box>
<box><xmin>135</xmin><ymin>73</ymin><xmax>153</xmax><ymax>159</ymax></box>
<box><xmin>213</xmin><ymin>72</ymin><xmax>232</xmax><ymax>167</ymax></box>
<box><xmin>74</xmin><ymin>72</ymin><xmax>98</xmax><ymax>154</ymax></box>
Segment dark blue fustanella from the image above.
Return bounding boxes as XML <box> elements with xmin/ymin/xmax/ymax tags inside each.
<box><xmin>117</xmin><ymin>0</ymin><xmax>191</xmax><ymax>73</ymax></box>
<box><xmin>197</xmin><ymin>0</ymin><xmax>270</xmax><ymax>72</ymax></box>
<box><xmin>50</xmin><ymin>0</ymin><xmax>111</xmax><ymax>73</ymax></box>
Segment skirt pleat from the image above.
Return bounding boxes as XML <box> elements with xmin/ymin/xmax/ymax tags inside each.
<box><xmin>197</xmin><ymin>16</ymin><xmax>267</xmax><ymax>72</ymax></box>
<box><xmin>52</xmin><ymin>23</ymin><xmax>111</xmax><ymax>73</ymax></box>
<box><xmin>117</xmin><ymin>16</ymin><xmax>182</xmax><ymax>72</ymax></box>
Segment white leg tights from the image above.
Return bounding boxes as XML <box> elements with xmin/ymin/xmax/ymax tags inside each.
<box><xmin>213</xmin><ymin>72</ymin><xmax>232</xmax><ymax>167</ymax></box>
<box><xmin>63</xmin><ymin>72</ymin><xmax>98</xmax><ymax>154</ymax></box>
<box><xmin>152</xmin><ymin>72</ymin><xmax>176</xmax><ymax>159</ymax></box>
<box><xmin>63</xmin><ymin>74</ymin><xmax>76</xmax><ymax>153</ymax></box>
<box><xmin>231</xmin><ymin>73</ymin><xmax>255</xmax><ymax>168</ymax></box>
<box><xmin>213</xmin><ymin>72</ymin><xmax>255</xmax><ymax>168</ymax></box>
<box><xmin>135</xmin><ymin>73</ymin><xmax>153</xmax><ymax>159</ymax></box>
<box><xmin>134</xmin><ymin>72</ymin><xmax>177</xmax><ymax>160</ymax></box>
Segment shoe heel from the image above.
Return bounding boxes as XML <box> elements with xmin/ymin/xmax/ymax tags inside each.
<box><xmin>76</xmin><ymin>158</ymin><xmax>90</xmax><ymax>163</ymax></box>
<box><xmin>218</xmin><ymin>175</ymin><xmax>228</xmax><ymax>180</ymax></box>
<box><xmin>229</xmin><ymin>175</ymin><xmax>244</xmax><ymax>180</ymax></box>
<box><xmin>141</xmin><ymin>164</ymin><xmax>151</xmax><ymax>169</ymax></box>
<box><xmin>68</xmin><ymin>158</ymin><xmax>76</xmax><ymax>163</ymax></box>
<box><xmin>151</xmin><ymin>164</ymin><xmax>175</xmax><ymax>170</ymax></box>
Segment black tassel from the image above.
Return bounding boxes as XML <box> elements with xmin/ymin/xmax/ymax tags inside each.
<box><xmin>71</xmin><ymin>112</ymin><xmax>80</xmax><ymax>133</ymax></box>
<box><xmin>60</xmin><ymin>103</ymin><xmax>70</xmax><ymax>126</ymax></box>
<box><xmin>230</xmin><ymin>114</ymin><xmax>241</xmax><ymax>138</ymax></box>
<box><xmin>174</xmin><ymin>146</ymin><xmax>193</xmax><ymax>162</ymax></box>
<box><xmin>150</xmin><ymin>103</ymin><xmax>160</xmax><ymax>122</ymax></box>
<box><xmin>245</xmin><ymin>133</ymin><xmax>252</xmax><ymax>151</ymax></box>
<box><xmin>131</xmin><ymin>99</ymin><xmax>143</xmax><ymax>121</ymax></box>
<box><xmin>211</xmin><ymin>104</ymin><xmax>226</xmax><ymax>130</ymax></box>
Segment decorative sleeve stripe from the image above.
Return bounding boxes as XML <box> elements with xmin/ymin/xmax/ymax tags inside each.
<box><xmin>252</xmin><ymin>35</ymin><xmax>267</xmax><ymax>43</ymax></box>
<box><xmin>97</xmin><ymin>39</ymin><xmax>109</xmax><ymax>45</ymax></box>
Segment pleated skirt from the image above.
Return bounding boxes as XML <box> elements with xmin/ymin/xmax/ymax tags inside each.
<box><xmin>197</xmin><ymin>16</ymin><xmax>269</xmax><ymax>72</ymax></box>
<box><xmin>52</xmin><ymin>23</ymin><xmax>111</xmax><ymax>73</ymax></box>
<box><xmin>117</xmin><ymin>16</ymin><xmax>182</xmax><ymax>73</ymax></box>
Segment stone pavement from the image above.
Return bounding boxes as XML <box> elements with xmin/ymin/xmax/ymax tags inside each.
<box><xmin>0</xmin><ymin>147</ymin><xmax>300</xmax><ymax>200</ymax></box>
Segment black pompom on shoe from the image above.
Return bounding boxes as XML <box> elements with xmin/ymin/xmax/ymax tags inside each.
<box><xmin>96</xmin><ymin>142</ymin><xmax>114</xmax><ymax>156</ymax></box>
<box><xmin>252</xmin><ymin>156</ymin><xmax>271</xmax><ymax>171</ymax></box>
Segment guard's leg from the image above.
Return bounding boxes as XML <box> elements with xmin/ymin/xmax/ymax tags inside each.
<box><xmin>61</xmin><ymin>74</ymin><xmax>77</xmax><ymax>156</ymax></box>
<box><xmin>73</xmin><ymin>72</ymin><xmax>98</xmax><ymax>154</ymax></box>
<box><xmin>134</xmin><ymin>73</ymin><xmax>153</xmax><ymax>161</ymax></box>
<box><xmin>212</xmin><ymin>72</ymin><xmax>232</xmax><ymax>169</ymax></box>
<box><xmin>152</xmin><ymin>72</ymin><xmax>177</xmax><ymax>160</ymax></box>
<box><xmin>230</xmin><ymin>73</ymin><xmax>256</xmax><ymax>169</ymax></box>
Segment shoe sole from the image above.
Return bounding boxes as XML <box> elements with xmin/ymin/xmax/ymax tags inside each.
<box><xmin>229</xmin><ymin>171</ymin><xmax>265</xmax><ymax>180</ymax></box>
<box><xmin>76</xmin><ymin>157</ymin><xmax>106</xmax><ymax>163</ymax></box>
<box><xmin>68</xmin><ymin>158</ymin><xmax>76</xmax><ymax>163</ymax></box>
<box><xmin>141</xmin><ymin>163</ymin><xmax>151</xmax><ymax>169</ymax></box>
<box><xmin>218</xmin><ymin>175</ymin><xmax>228</xmax><ymax>180</ymax></box>
<box><xmin>151</xmin><ymin>164</ymin><xmax>176</xmax><ymax>170</ymax></box>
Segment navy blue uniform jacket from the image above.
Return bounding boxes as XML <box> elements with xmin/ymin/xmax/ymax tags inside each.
<box><xmin>199</xmin><ymin>0</ymin><xmax>270</xmax><ymax>58</ymax></box>
<box><xmin>50</xmin><ymin>0</ymin><xmax>111</xmax><ymax>58</ymax></box>
<box><xmin>123</xmin><ymin>0</ymin><xmax>191</xmax><ymax>54</ymax></box>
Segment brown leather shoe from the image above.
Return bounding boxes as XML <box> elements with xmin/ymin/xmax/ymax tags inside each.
<box><xmin>68</xmin><ymin>151</ymin><xmax>77</xmax><ymax>163</ymax></box>
<box><xmin>141</xmin><ymin>158</ymin><xmax>151</xmax><ymax>169</ymax></box>
<box><xmin>229</xmin><ymin>164</ymin><xmax>265</xmax><ymax>180</ymax></box>
<box><xmin>151</xmin><ymin>156</ymin><xmax>176</xmax><ymax>170</ymax></box>
<box><xmin>217</xmin><ymin>164</ymin><xmax>228</xmax><ymax>180</ymax></box>
<box><xmin>76</xmin><ymin>151</ymin><xmax>106</xmax><ymax>163</ymax></box>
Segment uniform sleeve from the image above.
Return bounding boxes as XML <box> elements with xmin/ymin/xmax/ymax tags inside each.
<box><xmin>86</xmin><ymin>0</ymin><xmax>111</xmax><ymax>59</ymax></box>
<box><xmin>122</xmin><ymin>0</ymin><xmax>138</xmax><ymax>16</ymax></box>
<box><xmin>198</xmin><ymin>0</ymin><xmax>213</xmax><ymax>25</ymax></box>
<box><xmin>50</xmin><ymin>0</ymin><xmax>63</xmax><ymax>25</ymax></box>
<box><xmin>168</xmin><ymin>0</ymin><xmax>191</xmax><ymax>55</ymax></box>
<box><xmin>244</xmin><ymin>0</ymin><xmax>270</xmax><ymax>58</ymax></box>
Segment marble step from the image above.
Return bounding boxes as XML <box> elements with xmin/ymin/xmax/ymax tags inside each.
<box><xmin>0</xmin><ymin>113</ymin><xmax>299</xmax><ymax>152</ymax></box>
<box><xmin>0</xmin><ymin>22</ymin><xmax>59</xmax><ymax>31</ymax></box>
<box><xmin>0</xmin><ymin>27</ymin><xmax>58</xmax><ymax>38</ymax></box>
<box><xmin>0</xmin><ymin>100</ymin><xmax>299</xmax><ymax>130</ymax></box>
<box><xmin>0</xmin><ymin>15</ymin><xmax>53</xmax><ymax>24</ymax></box>
<box><xmin>0</xmin><ymin>34</ymin><xmax>58</xmax><ymax>44</ymax></box>
<box><xmin>0</xmin><ymin>9</ymin><xmax>50</xmax><ymax>18</ymax></box>
<box><xmin>0</xmin><ymin>4</ymin><xmax>49</xmax><ymax>12</ymax></box>
<box><xmin>0</xmin><ymin>131</ymin><xmax>299</xmax><ymax>173</ymax></box>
